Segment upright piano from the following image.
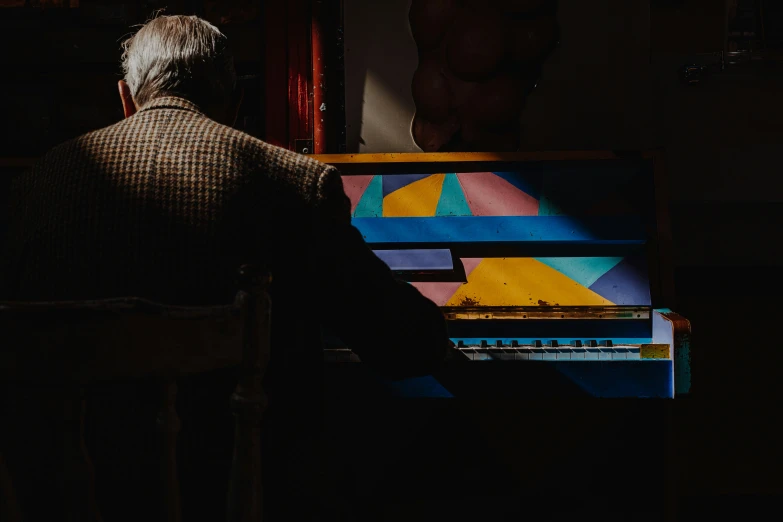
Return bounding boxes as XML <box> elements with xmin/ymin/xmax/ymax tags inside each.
<box><xmin>314</xmin><ymin>152</ymin><xmax>690</xmax><ymax>399</ymax></box>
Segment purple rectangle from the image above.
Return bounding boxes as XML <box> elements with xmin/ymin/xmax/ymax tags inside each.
<box><xmin>372</xmin><ymin>249</ymin><xmax>453</xmax><ymax>271</ymax></box>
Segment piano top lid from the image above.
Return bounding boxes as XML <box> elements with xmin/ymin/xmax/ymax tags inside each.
<box><xmin>311</xmin><ymin>151</ymin><xmax>654</xmax><ymax>175</ymax></box>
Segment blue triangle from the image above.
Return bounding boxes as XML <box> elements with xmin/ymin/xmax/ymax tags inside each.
<box><xmin>435</xmin><ymin>174</ymin><xmax>472</xmax><ymax>216</ymax></box>
<box><xmin>382</xmin><ymin>174</ymin><xmax>431</xmax><ymax>197</ymax></box>
<box><xmin>353</xmin><ymin>176</ymin><xmax>383</xmax><ymax>217</ymax></box>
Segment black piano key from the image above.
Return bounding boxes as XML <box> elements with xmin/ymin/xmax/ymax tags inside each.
<box><xmin>511</xmin><ymin>340</ymin><xmax>519</xmax><ymax>348</ymax></box>
<box><xmin>549</xmin><ymin>340</ymin><xmax>559</xmax><ymax>348</ymax></box>
<box><xmin>601</xmin><ymin>340</ymin><xmax>613</xmax><ymax>347</ymax></box>
<box><xmin>533</xmin><ymin>340</ymin><xmax>543</xmax><ymax>348</ymax></box>
<box><xmin>588</xmin><ymin>340</ymin><xmax>598</xmax><ymax>348</ymax></box>
<box><xmin>457</xmin><ymin>340</ymin><xmax>465</xmax><ymax>348</ymax></box>
<box><xmin>573</xmin><ymin>340</ymin><xmax>583</xmax><ymax>347</ymax></box>
<box><xmin>496</xmin><ymin>340</ymin><xmax>503</xmax><ymax>348</ymax></box>
<box><xmin>480</xmin><ymin>340</ymin><xmax>488</xmax><ymax>348</ymax></box>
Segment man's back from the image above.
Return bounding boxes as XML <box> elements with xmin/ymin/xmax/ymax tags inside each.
<box><xmin>4</xmin><ymin>96</ymin><xmax>317</xmax><ymax>304</ymax></box>
<box><xmin>3</xmin><ymin>92</ymin><xmax>450</xmax><ymax>369</ymax></box>
<box><xmin>2</xmin><ymin>96</ymin><xmax>450</xmax><ymax>521</ymax></box>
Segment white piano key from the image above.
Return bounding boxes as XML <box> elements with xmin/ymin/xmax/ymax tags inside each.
<box><xmin>570</xmin><ymin>348</ymin><xmax>586</xmax><ymax>360</ymax></box>
<box><xmin>499</xmin><ymin>350</ymin><xmax>517</xmax><ymax>361</ymax></box>
<box><xmin>611</xmin><ymin>348</ymin><xmax>628</xmax><ymax>360</ymax></box>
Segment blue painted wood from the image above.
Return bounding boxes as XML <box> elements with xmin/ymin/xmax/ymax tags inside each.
<box><xmin>378</xmin><ymin>376</ymin><xmax>454</xmax><ymax>398</ymax></box>
<box><xmin>323</xmin><ymin>360</ymin><xmax>673</xmax><ymax>399</ymax></box>
<box><xmin>353</xmin><ymin>216</ymin><xmax>647</xmax><ymax>248</ymax></box>
<box><xmin>372</xmin><ymin>249</ymin><xmax>453</xmax><ymax>271</ymax></box>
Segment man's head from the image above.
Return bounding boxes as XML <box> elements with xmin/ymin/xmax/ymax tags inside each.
<box><xmin>118</xmin><ymin>14</ymin><xmax>242</xmax><ymax>124</ymax></box>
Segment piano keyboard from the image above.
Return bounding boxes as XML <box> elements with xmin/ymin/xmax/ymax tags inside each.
<box><xmin>458</xmin><ymin>346</ymin><xmax>641</xmax><ymax>361</ymax></box>
<box><xmin>324</xmin><ymin>343</ymin><xmax>651</xmax><ymax>363</ymax></box>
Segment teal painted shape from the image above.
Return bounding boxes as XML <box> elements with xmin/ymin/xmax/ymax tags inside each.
<box><xmin>537</xmin><ymin>196</ymin><xmax>564</xmax><ymax>216</ymax></box>
<box><xmin>536</xmin><ymin>256</ymin><xmax>624</xmax><ymax>288</ymax></box>
<box><xmin>435</xmin><ymin>174</ymin><xmax>472</xmax><ymax>216</ymax></box>
<box><xmin>352</xmin><ymin>175</ymin><xmax>383</xmax><ymax>217</ymax></box>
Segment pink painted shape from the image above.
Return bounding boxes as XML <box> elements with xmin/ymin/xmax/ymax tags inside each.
<box><xmin>341</xmin><ymin>175</ymin><xmax>374</xmax><ymax>214</ymax></box>
<box><xmin>410</xmin><ymin>258</ymin><xmax>483</xmax><ymax>306</ymax></box>
<box><xmin>461</xmin><ymin>257</ymin><xmax>483</xmax><ymax>277</ymax></box>
<box><xmin>412</xmin><ymin>282</ymin><xmax>464</xmax><ymax>306</ymax></box>
<box><xmin>456</xmin><ymin>172</ymin><xmax>539</xmax><ymax>216</ymax></box>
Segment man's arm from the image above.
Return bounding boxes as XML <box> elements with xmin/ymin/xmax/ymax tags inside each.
<box><xmin>312</xmin><ymin>166</ymin><xmax>451</xmax><ymax>379</ymax></box>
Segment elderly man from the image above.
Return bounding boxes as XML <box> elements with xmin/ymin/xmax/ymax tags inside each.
<box><xmin>2</xmin><ymin>14</ymin><xmax>451</xmax><ymax>522</ymax></box>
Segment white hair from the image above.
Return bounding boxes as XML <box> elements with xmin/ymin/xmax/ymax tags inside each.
<box><xmin>120</xmin><ymin>14</ymin><xmax>236</xmax><ymax>108</ymax></box>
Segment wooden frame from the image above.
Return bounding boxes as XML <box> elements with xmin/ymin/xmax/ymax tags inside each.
<box><xmin>264</xmin><ymin>0</ymin><xmax>313</xmax><ymax>151</ymax></box>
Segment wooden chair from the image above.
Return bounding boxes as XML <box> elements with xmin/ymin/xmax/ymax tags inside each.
<box><xmin>0</xmin><ymin>265</ymin><xmax>271</xmax><ymax>522</ymax></box>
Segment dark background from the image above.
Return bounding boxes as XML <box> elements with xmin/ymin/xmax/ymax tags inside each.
<box><xmin>1</xmin><ymin>0</ymin><xmax>781</xmax><ymax>519</ymax></box>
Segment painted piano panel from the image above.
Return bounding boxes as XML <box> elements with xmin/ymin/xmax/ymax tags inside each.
<box><xmin>343</xmin><ymin>165</ymin><xmax>653</xmax><ymax>307</ymax></box>
<box><xmin>318</xmin><ymin>152</ymin><xmax>690</xmax><ymax>398</ymax></box>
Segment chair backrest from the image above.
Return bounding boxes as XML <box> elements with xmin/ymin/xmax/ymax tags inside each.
<box><xmin>0</xmin><ymin>265</ymin><xmax>271</xmax><ymax>522</ymax></box>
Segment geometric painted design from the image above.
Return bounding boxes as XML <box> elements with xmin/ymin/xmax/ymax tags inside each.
<box><xmin>460</xmin><ymin>257</ymin><xmax>484</xmax><ymax>276</ymax></box>
<box><xmin>537</xmin><ymin>194</ymin><xmax>565</xmax><ymax>216</ymax></box>
<box><xmin>589</xmin><ymin>254</ymin><xmax>651</xmax><ymax>305</ymax></box>
<box><xmin>344</xmin><ymin>166</ymin><xmax>652</xmax><ymax>307</ymax></box>
<box><xmin>352</xmin><ymin>175</ymin><xmax>383</xmax><ymax>217</ymax></box>
<box><xmin>535</xmin><ymin>257</ymin><xmax>624</xmax><ymax>288</ymax></box>
<box><xmin>456</xmin><ymin>172</ymin><xmax>539</xmax><ymax>216</ymax></box>
<box><xmin>435</xmin><ymin>174</ymin><xmax>472</xmax><ymax>216</ymax></box>
<box><xmin>342</xmin><ymin>175</ymin><xmax>374</xmax><ymax>214</ymax></box>
<box><xmin>411</xmin><ymin>281</ymin><xmax>464</xmax><ymax>307</ymax></box>
<box><xmin>382</xmin><ymin>174</ymin><xmax>431</xmax><ymax>197</ymax></box>
<box><xmin>445</xmin><ymin>258</ymin><xmax>615</xmax><ymax>307</ymax></box>
<box><xmin>411</xmin><ymin>257</ymin><xmax>483</xmax><ymax>306</ymax></box>
<box><xmin>383</xmin><ymin>174</ymin><xmax>445</xmax><ymax>217</ymax></box>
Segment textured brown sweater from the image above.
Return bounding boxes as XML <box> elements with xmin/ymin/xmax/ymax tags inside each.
<box><xmin>1</xmin><ymin>96</ymin><xmax>449</xmax><ymax>520</ymax></box>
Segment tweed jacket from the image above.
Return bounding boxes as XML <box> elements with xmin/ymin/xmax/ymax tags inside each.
<box><xmin>1</xmin><ymin>95</ymin><xmax>449</xmax><ymax>383</ymax></box>
<box><xmin>1</xmin><ymin>96</ymin><xmax>451</xmax><ymax>521</ymax></box>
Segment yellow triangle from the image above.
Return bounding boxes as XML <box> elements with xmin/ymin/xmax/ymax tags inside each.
<box><xmin>383</xmin><ymin>174</ymin><xmax>446</xmax><ymax>217</ymax></box>
<box><xmin>446</xmin><ymin>258</ymin><xmax>615</xmax><ymax>307</ymax></box>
